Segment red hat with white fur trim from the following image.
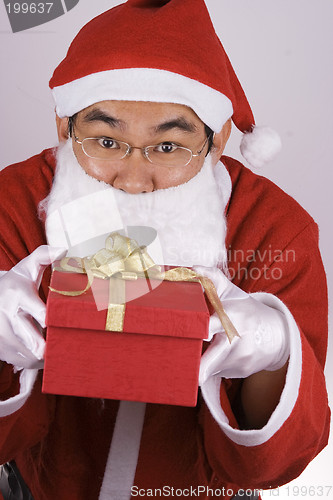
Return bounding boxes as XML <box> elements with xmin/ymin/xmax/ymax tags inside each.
<box><xmin>49</xmin><ymin>0</ymin><xmax>281</xmax><ymax>168</ymax></box>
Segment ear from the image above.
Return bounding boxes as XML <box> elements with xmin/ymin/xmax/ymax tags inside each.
<box><xmin>56</xmin><ymin>114</ymin><xmax>70</xmax><ymax>143</ymax></box>
<box><xmin>210</xmin><ymin>119</ymin><xmax>232</xmax><ymax>165</ymax></box>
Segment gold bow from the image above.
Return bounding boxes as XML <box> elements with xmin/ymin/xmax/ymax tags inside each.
<box><xmin>51</xmin><ymin>232</ymin><xmax>158</xmax><ymax>292</ymax></box>
<box><xmin>50</xmin><ymin>232</ymin><xmax>239</xmax><ymax>343</ymax></box>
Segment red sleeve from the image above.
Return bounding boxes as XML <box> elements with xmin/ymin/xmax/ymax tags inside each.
<box><xmin>0</xmin><ymin>149</ymin><xmax>56</xmax><ymax>463</ymax></box>
<box><xmin>199</xmin><ymin>159</ymin><xmax>330</xmax><ymax>489</ymax></box>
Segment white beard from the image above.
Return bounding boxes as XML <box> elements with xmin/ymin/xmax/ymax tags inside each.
<box><xmin>40</xmin><ymin>140</ymin><xmax>230</xmax><ymax>271</ymax></box>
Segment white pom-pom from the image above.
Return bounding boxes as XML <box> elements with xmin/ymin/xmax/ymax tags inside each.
<box><xmin>240</xmin><ymin>126</ymin><xmax>282</xmax><ymax>168</ymax></box>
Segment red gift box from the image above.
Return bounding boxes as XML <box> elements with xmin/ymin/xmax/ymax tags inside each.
<box><xmin>43</xmin><ymin>267</ymin><xmax>210</xmax><ymax>406</ymax></box>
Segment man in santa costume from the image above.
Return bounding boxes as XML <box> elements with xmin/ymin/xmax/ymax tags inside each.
<box><xmin>0</xmin><ymin>0</ymin><xmax>330</xmax><ymax>499</ymax></box>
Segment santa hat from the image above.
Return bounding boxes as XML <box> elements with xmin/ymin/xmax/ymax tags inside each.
<box><xmin>49</xmin><ymin>0</ymin><xmax>281</xmax><ymax>168</ymax></box>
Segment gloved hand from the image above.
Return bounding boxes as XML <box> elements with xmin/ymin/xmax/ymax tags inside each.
<box><xmin>0</xmin><ymin>245</ymin><xmax>66</xmax><ymax>371</ymax></box>
<box><xmin>193</xmin><ymin>266</ymin><xmax>290</xmax><ymax>385</ymax></box>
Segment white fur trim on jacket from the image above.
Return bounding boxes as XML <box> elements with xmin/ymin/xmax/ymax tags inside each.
<box><xmin>200</xmin><ymin>292</ymin><xmax>302</xmax><ymax>446</ymax></box>
<box><xmin>0</xmin><ymin>369</ymin><xmax>38</xmax><ymax>417</ymax></box>
<box><xmin>52</xmin><ymin>68</ymin><xmax>233</xmax><ymax>133</ymax></box>
<box><xmin>99</xmin><ymin>401</ymin><xmax>146</xmax><ymax>500</ymax></box>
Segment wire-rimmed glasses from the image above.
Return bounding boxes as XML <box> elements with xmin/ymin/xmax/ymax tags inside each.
<box><xmin>73</xmin><ymin>131</ymin><xmax>212</xmax><ymax>168</ymax></box>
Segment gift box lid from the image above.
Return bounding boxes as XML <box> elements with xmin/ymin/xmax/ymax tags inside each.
<box><xmin>46</xmin><ymin>269</ymin><xmax>210</xmax><ymax>340</ymax></box>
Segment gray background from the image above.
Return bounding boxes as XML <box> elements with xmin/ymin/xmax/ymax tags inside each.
<box><xmin>0</xmin><ymin>1</ymin><xmax>332</xmax><ymax>497</ymax></box>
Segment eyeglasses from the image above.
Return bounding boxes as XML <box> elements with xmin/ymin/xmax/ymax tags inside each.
<box><xmin>73</xmin><ymin>129</ymin><xmax>212</xmax><ymax>168</ymax></box>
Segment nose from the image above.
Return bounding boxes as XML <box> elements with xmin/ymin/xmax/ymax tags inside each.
<box><xmin>112</xmin><ymin>150</ymin><xmax>154</xmax><ymax>194</ymax></box>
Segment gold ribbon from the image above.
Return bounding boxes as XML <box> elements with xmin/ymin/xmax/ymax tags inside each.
<box><xmin>50</xmin><ymin>232</ymin><xmax>239</xmax><ymax>343</ymax></box>
<box><xmin>161</xmin><ymin>267</ymin><xmax>239</xmax><ymax>342</ymax></box>
<box><xmin>50</xmin><ymin>232</ymin><xmax>158</xmax><ymax>332</ymax></box>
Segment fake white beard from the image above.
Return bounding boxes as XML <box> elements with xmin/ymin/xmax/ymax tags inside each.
<box><xmin>41</xmin><ymin>139</ymin><xmax>229</xmax><ymax>270</ymax></box>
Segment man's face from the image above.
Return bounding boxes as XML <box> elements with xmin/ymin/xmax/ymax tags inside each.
<box><xmin>63</xmin><ymin>100</ymin><xmax>214</xmax><ymax>193</ymax></box>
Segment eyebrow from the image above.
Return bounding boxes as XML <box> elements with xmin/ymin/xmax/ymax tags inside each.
<box><xmin>81</xmin><ymin>109</ymin><xmax>197</xmax><ymax>134</ymax></box>
<box><xmin>82</xmin><ymin>109</ymin><xmax>126</xmax><ymax>129</ymax></box>
<box><xmin>153</xmin><ymin>117</ymin><xmax>198</xmax><ymax>134</ymax></box>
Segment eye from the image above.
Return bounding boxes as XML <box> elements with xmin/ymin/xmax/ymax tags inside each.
<box><xmin>97</xmin><ymin>138</ymin><xmax>119</xmax><ymax>149</ymax></box>
<box><xmin>154</xmin><ymin>142</ymin><xmax>179</xmax><ymax>154</ymax></box>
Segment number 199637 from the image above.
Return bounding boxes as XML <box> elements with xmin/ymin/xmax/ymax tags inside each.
<box><xmin>6</xmin><ymin>3</ymin><xmax>53</xmax><ymax>14</ymax></box>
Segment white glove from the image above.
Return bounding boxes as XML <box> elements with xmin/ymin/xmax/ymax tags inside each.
<box><xmin>193</xmin><ymin>266</ymin><xmax>290</xmax><ymax>385</ymax></box>
<box><xmin>0</xmin><ymin>245</ymin><xmax>66</xmax><ymax>371</ymax></box>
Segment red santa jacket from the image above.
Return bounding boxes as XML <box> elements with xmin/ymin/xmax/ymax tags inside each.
<box><xmin>0</xmin><ymin>149</ymin><xmax>330</xmax><ymax>500</ymax></box>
